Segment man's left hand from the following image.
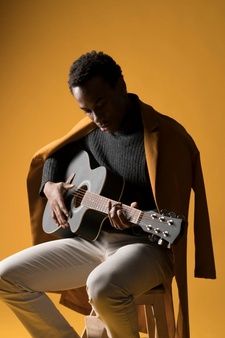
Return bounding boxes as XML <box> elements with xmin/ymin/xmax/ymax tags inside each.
<box><xmin>108</xmin><ymin>201</ymin><xmax>138</xmax><ymax>230</ymax></box>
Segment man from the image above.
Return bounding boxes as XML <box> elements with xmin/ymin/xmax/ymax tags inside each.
<box><xmin>0</xmin><ymin>51</ymin><xmax>215</xmax><ymax>338</ymax></box>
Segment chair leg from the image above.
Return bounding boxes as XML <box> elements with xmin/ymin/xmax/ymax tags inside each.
<box><xmin>152</xmin><ymin>294</ymin><xmax>170</xmax><ymax>338</ymax></box>
<box><xmin>163</xmin><ymin>284</ymin><xmax>175</xmax><ymax>338</ymax></box>
<box><xmin>144</xmin><ymin>305</ymin><xmax>156</xmax><ymax>338</ymax></box>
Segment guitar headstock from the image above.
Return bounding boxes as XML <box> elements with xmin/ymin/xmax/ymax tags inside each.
<box><xmin>139</xmin><ymin>210</ymin><xmax>184</xmax><ymax>248</ymax></box>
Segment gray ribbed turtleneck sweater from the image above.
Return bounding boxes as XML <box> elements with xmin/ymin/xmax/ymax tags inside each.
<box><xmin>40</xmin><ymin>95</ymin><xmax>155</xmax><ymax>213</ymax></box>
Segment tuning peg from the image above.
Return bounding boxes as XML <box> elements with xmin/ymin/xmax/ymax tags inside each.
<box><xmin>167</xmin><ymin>220</ymin><xmax>174</xmax><ymax>226</ymax></box>
<box><xmin>163</xmin><ymin>231</ymin><xmax>169</xmax><ymax>237</ymax></box>
<box><xmin>146</xmin><ymin>225</ymin><xmax>153</xmax><ymax>232</ymax></box>
<box><xmin>154</xmin><ymin>228</ymin><xmax>161</xmax><ymax>234</ymax></box>
<box><xmin>158</xmin><ymin>238</ymin><xmax>163</xmax><ymax>245</ymax></box>
<box><xmin>168</xmin><ymin>211</ymin><xmax>177</xmax><ymax>218</ymax></box>
<box><xmin>160</xmin><ymin>209</ymin><xmax>169</xmax><ymax>216</ymax></box>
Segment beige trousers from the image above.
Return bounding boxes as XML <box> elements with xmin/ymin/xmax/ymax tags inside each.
<box><xmin>0</xmin><ymin>231</ymin><xmax>173</xmax><ymax>338</ymax></box>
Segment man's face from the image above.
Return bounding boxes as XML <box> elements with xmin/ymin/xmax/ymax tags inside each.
<box><xmin>72</xmin><ymin>76</ymin><xmax>127</xmax><ymax>133</ymax></box>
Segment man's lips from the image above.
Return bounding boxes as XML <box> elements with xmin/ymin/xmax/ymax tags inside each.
<box><xmin>98</xmin><ymin>123</ymin><xmax>110</xmax><ymax>131</ymax></box>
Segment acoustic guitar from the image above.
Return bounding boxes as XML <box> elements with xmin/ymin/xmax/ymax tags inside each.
<box><xmin>43</xmin><ymin>151</ymin><xmax>183</xmax><ymax>248</ymax></box>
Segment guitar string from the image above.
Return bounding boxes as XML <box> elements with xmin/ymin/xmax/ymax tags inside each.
<box><xmin>70</xmin><ymin>189</ymin><xmax>142</xmax><ymax>222</ymax></box>
<box><xmin>67</xmin><ymin>188</ymin><xmax>178</xmax><ymax>226</ymax></box>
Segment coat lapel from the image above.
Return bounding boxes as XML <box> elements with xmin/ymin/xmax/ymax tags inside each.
<box><xmin>141</xmin><ymin>102</ymin><xmax>159</xmax><ymax>209</ymax></box>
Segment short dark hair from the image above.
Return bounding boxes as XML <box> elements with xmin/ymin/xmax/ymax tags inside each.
<box><xmin>68</xmin><ymin>51</ymin><xmax>123</xmax><ymax>91</ymax></box>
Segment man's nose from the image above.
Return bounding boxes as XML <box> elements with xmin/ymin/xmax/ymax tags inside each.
<box><xmin>92</xmin><ymin>110</ymin><xmax>103</xmax><ymax>124</ymax></box>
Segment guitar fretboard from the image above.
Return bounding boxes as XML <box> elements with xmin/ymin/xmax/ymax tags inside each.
<box><xmin>81</xmin><ymin>190</ymin><xmax>143</xmax><ymax>224</ymax></box>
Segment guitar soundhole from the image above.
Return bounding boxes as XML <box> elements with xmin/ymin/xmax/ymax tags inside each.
<box><xmin>73</xmin><ymin>185</ymin><xmax>88</xmax><ymax>208</ymax></box>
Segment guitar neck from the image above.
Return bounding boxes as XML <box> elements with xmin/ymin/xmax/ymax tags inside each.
<box><xmin>81</xmin><ymin>190</ymin><xmax>143</xmax><ymax>225</ymax></box>
<box><xmin>75</xmin><ymin>189</ymin><xmax>182</xmax><ymax>247</ymax></box>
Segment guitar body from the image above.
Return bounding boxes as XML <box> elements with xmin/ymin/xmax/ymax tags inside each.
<box><xmin>43</xmin><ymin>151</ymin><xmax>124</xmax><ymax>240</ymax></box>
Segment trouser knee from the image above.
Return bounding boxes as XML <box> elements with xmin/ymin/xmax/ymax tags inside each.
<box><xmin>0</xmin><ymin>276</ymin><xmax>13</xmax><ymax>297</ymax></box>
<box><xmin>0</xmin><ymin>263</ymin><xmax>10</xmax><ymax>292</ymax></box>
<box><xmin>86</xmin><ymin>271</ymin><xmax>128</xmax><ymax>312</ymax></box>
<box><xmin>87</xmin><ymin>273</ymin><xmax>110</xmax><ymax>307</ymax></box>
<box><xmin>0</xmin><ymin>261</ymin><xmax>22</xmax><ymax>295</ymax></box>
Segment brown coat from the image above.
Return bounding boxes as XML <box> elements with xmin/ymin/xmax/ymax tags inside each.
<box><xmin>27</xmin><ymin>101</ymin><xmax>216</xmax><ymax>338</ymax></box>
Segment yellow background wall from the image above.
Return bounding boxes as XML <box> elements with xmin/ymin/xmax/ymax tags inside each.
<box><xmin>0</xmin><ymin>1</ymin><xmax>224</xmax><ymax>337</ymax></box>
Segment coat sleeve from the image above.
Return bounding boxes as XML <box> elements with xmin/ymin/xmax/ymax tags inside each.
<box><xmin>192</xmin><ymin>151</ymin><xmax>216</xmax><ymax>278</ymax></box>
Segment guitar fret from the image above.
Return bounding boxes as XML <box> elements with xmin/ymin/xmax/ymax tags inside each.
<box><xmin>82</xmin><ymin>192</ymin><xmax>108</xmax><ymax>214</ymax></box>
<box><xmin>123</xmin><ymin>206</ymin><xmax>142</xmax><ymax>224</ymax></box>
<box><xmin>82</xmin><ymin>191</ymin><xmax>143</xmax><ymax>225</ymax></box>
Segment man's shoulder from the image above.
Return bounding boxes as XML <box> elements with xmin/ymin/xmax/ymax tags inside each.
<box><xmin>140</xmin><ymin>100</ymin><xmax>198</xmax><ymax>152</ymax></box>
<box><xmin>140</xmin><ymin>100</ymin><xmax>184</xmax><ymax>130</ymax></box>
<box><xmin>30</xmin><ymin>117</ymin><xmax>95</xmax><ymax>164</ymax></box>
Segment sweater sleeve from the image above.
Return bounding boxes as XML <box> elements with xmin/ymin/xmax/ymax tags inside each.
<box><xmin>39</xmin><ymin>140</ymin><xmax>83</xmax><ymax>194</ymax></box>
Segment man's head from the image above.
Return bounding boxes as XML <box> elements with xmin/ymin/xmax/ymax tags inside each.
<box><xmin>68</xmin><ymin>51</ymin><xmax>130</xmax><ymax>133</ymax></box>
<box><xmin>68</xmin><ymin>51</ymin><xmax>123</xmax><ymax>90</ymax></box>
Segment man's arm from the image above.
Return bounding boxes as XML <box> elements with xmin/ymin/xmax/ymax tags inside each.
<box><xmin>40</xmin><ymin>140</ymin><xmax>82</xmax><ymax>227</ymax></box>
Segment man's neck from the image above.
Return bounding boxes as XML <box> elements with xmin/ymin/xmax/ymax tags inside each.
<box><xmin>115</xmin><ymin>94</ymin><xmax>142</xmax><ymax>135</ymax></box>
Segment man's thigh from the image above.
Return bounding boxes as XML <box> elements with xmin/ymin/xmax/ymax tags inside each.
<box><xmin>88</xmin><ymin>241</ymin><xmax>173</xmax><ymax>297</ymax></box>
<box><xmin>0</xmin><ymin>236</ymin><xmax>104</xmax><ymax>292</ymax></box>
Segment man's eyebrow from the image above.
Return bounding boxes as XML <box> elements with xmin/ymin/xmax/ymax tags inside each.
<box><xmin>80</xmin><ymin>97</ymin><xmax>104</xmax><ymax>111</ymax></box>
<box><xmin>80</xmin><ymin>107</ymin><xmax>90</xmax><ymax>111</ymax></box>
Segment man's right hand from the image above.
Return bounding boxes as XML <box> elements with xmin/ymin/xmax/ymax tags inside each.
<box><xmin>43</xmin><ymin>181</ymin><xmax>74</xmax><ymax>228</ymax></box>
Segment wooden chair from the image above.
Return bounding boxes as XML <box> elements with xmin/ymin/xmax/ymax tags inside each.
<box><xmin>81</xmin><ymin>282</ymin><xmax>175</xmax><ymax>338</ymax></box>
